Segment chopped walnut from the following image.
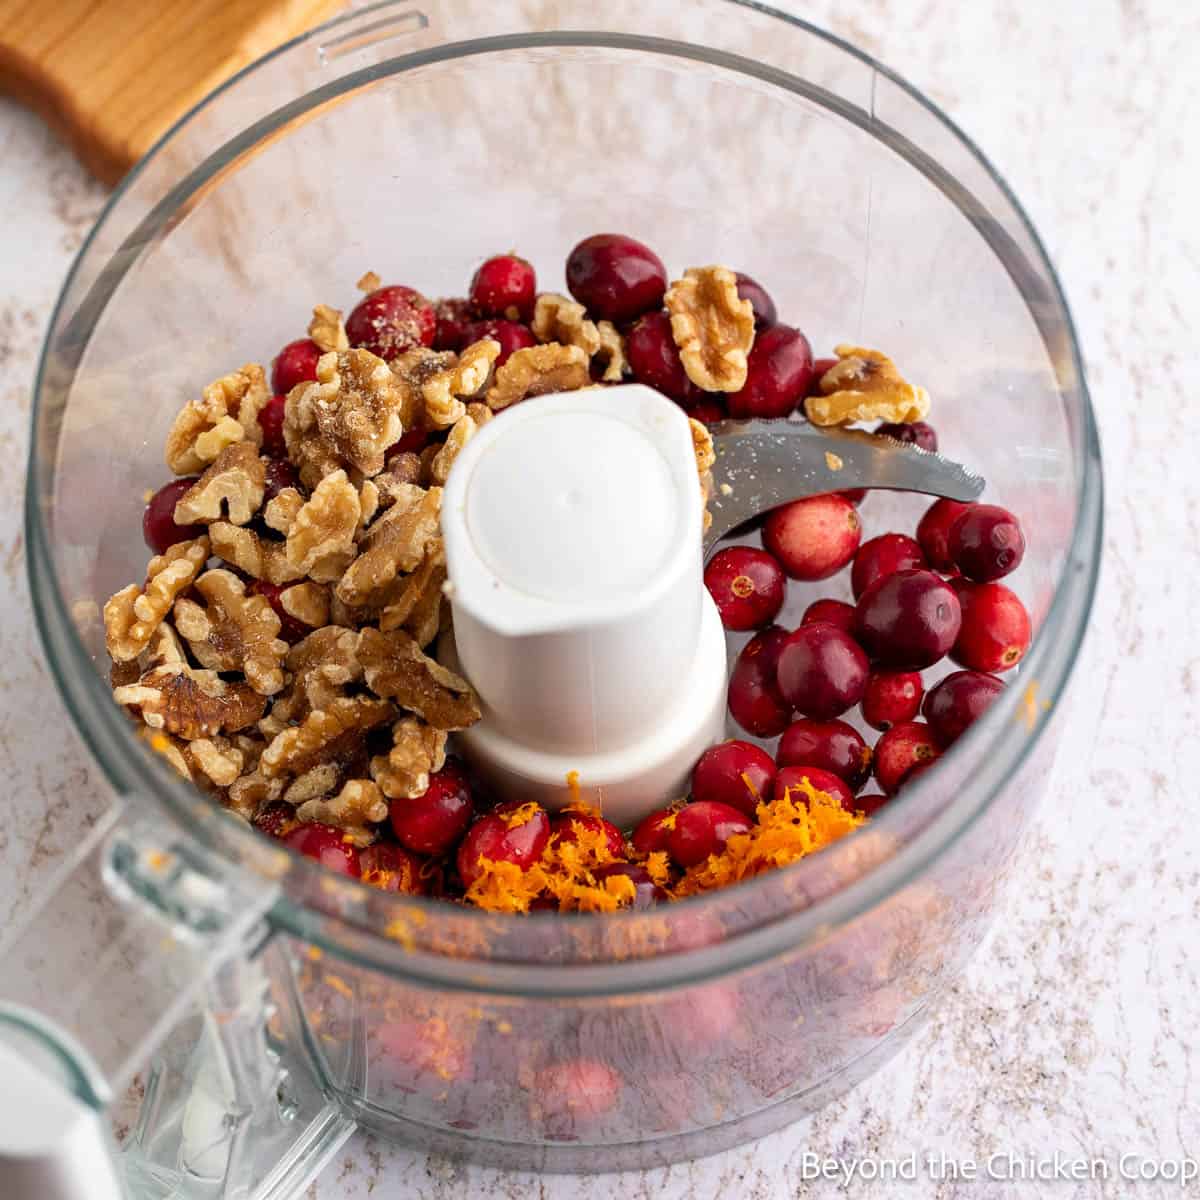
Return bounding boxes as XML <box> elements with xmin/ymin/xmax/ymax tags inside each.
<box><xmin>358</xmin><ymin>479</ymin><xmax>380</xmax><ymax>527</ymax></box>
<box><xmin>137</xmin><ymin>726</ymin><xmax>192</xmax><ymax>781</ymax></box>
<box><xmin>114</xmin><ymin>662</ymin><xmax>267</xmax><ymax>740</ymax></box>
<box><xmin>173</xmin><ymin>569</ymin><xmax>288</xmax><ymax>695</ymax></box>
<box><xmin>690</xmin><ymin>417</ymin><xmax>716</xmax><ymax>474</ymax></box>
<box><xmin>805</xmin><ymin>345</ymin><xmax>931</xmax><ymax>426</ymax></box>
<box><xmin>285</xmin><ymin>469</ymin><xmax>361</xmax><ymax>583</ymax></box>
<box><xmin>104</xmin><ymin>537</ymin><xmax>210</xmax><ymax>662</ymax></box>
<box><xmin>227</xmin><ymin>770</ymin><xmax>284</xmax><ymax>819</ymax></box>
<box><xmin>187</xmin><ymin>737</ymin><xmax>246</xmax><ymax>788</ymax></box>
<box><xmin>532</xmin><ymin>293</ymin><xmax>601</xmax><ymax>357</ymax></box>
<box><xmin>166</xmin><ymin>364</ymin><xmax>269</xmax><ymax>474</ymax></box>
<box><xmin>389</xmin><ymin>347</ymin><xmax>456</xmax><ymax>429</ymax></box>
<box><xmin>260</xmin><ymin>696</ymin><xmax>393</xmax><ymax>779</ymax></box>
<box><xmin>378</xmin><ymin>547</ymin><xmax>446</xmax><ymax>643</ymax></box>
<box><xmin>286</xmin><ymin>625</ymin><xmax>363</xmax><ymax>713</ymax></box>
<box><xmin>370</xmin><ymin>717</ymin><xmax>448</xmax><ymax>799</ymax></box>
<box><xmin>284</xmin><ymin>763</ymin><xmax>341</xmax><ymax>805</ymax></box>
<box><xmin>486</xmin><ymin>343</ymin><xmax>591</xmax><ymax>410</ymax></box>
<box><xmin>296</xmin><ymin>779</ymin><xmax>389</xmax><ymax>834</ymax></box>
<box><xmin>373</xmin><ymin>454</ymin><xmax>423</xmax><ymax>507</ymax></box>
<box><xmin>173</xmin><ymin>442</ymin><xmax>265</xmax><ymax>526</ymax></box>
<box><xmin>429</xmin><ymin>412</ymin><xmax>478</xmax><ymax>486</ymax></box>
<box><xmin>209</xmin><ymin>523</ymin><xmax>304</xmax><ymax>586</ymax></box>
<box><xmin>465</xmin><ymin>401</ymin><xmax>494</xmax><ymax>428</ymax></box>
<box><xmin>335</xmin><ymin>485</ymin><xmax>441</xmax><ymax>609</ymax></box>
<box><xmin>358</xmin><ymin>628</ymin><xmax>480</xmax><ymax>730</ymax></box>
<box><xmin>357</xmin><ymin>270</ymin><xmax>381</xmax><ymax>293</ymax></box>
<box><xmin>665</xmin><ymin>266</ymin><xmax>755</xmax><ymax>393</ymax></box>
<box><xmin>308</xmin><ymin>304</ymin><xmax>349</xmax><ymax>354</ymax></box>
<box><xmin>280</xmin><ymin>582</ymin><xmax>330</xmax><ymax>630</ymax></box>
<box><xmin>594</xmin><ymin>321</ymin><xmax>628</xmax><ymax>382</ymax></box>
<box><xmin>263</xmin><ymin>487</ymin><xmax>305</xmax><ymax>534</ymax></box>
<box><xmin>421</xmin><ymin>339</ymin><xmax>500</xmax><ymax>430</ymax></box>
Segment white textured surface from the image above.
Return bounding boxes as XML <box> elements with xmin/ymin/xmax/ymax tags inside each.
<box><xmin>0</xmin><ymin>0</ymin><xmax>1194</xmax><ymax>1196</ymax></box>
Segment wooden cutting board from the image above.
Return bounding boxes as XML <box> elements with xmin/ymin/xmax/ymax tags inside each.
<box><xmin>0</xmin><ymin>0</ymin><xmax>344</xmax><ymax>184</ymax></box>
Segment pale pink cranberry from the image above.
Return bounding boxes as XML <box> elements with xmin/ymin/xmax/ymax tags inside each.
<box><xmin>916</xmin><ymin>498</ymin><xmax>971</xmax><ymax>572</ymax></box>
<box><xmin>854</xmin><ymin>569</ymin><xmax>962</xmax><ymax>669</ymax></box>
<box><xmin>691</xmin><ymin>740</ymin><xmax>776</xmax><ymax>817</ymax></box>
<box><xmin>951</xmin><ymin>580</ymin><xmax>1031</xmax><ymax>672</ymax></box>
<box><xmin>703</xmin><ymin>545</ymin><xmax>785</xmax><ymax>630</ymax></box>
<box><xmin>282</xmin><ymin>822</ymin><xmax>362</xmax><ymax>877</ymax></box>
<box><xmin>775</xmin><ymin>623</ymin><xmax>869</xmax><ymax>720</ymax></box>
<box><xmin>850</xmin><ymin>532</ymin><xmax>927</xmax><ymax>600</ymax></box>
<box><xmin>861</xmin><ymin>670</ymin><xmax>924</xmax><ymax>731</ymax></box>
<box><xmin>726</xmin><ymin>325</ymin><xmax>814</xmax><ymax>418</ymax></box>
<box><xmin>668</xmin><ymin>801</ymin><xmax>753</xmax><ymax>867</ymax></box>
<box><xmin>534</xmin><ymin>1060</ymin><xmax>622</xmax><ymax>1129</ymax></box>
<box><xmin>734</xmin><ymin>272</ymin><xmax>777</xmax><ymax>328</ymax></box>
<box><xmin>565</xmin><ymin>233</ymin><xmax>667</xmax><ymax>322</ymax></box>
<box><xmin>389</xmin><ymin>760</ymin><xmax>474</xmax><ymax>856</ymax></box>
<box><xmin>772</xmin><ymin>764</ymin><xmax>855</xmax><ymax>812</ymax></box>
<box><xmin>801</xmin><ymin>598</ymin><xmax>857</xmax><ymax>634</ymax></box>
<box><xmin>456</xmin><ymin>801</ymin><xmax>550</xmax><ymax>887</ymax></box>
<box><xmin>727</xmin><ymin>624</ymin><xmax>793</xmax><ymax>737</ymax></box>
<box><xmin>271</xmin><ymin>338</ymin><xmax>321</xmax><ymax>395</ymax></box>
<box><xmin>142</xmin><ymin>477</ymin><xmax>203</xmax><ymax>554</ymax></box>
<box><xmin>626</xmin><ymin>311</ymin><xmax>704</xmax><ymax>405</ymax></box>
<box><xmin>923</xmin><ymin>669</ymin><xmax>1005</xmax><ymax>745</ymax></box>
<box><xmin>763</xmin><ymin>493</ymin><xmax>861</xmax><ymax>580</ymax></box>
<box><xmin>469</xmin><ymin>254</ymin><xmax>536</xmax><ymax>321</ymax></box>
<box><xmin>346</xmin><ymin>284</ymin><xmax>436</xmax><ymax>359</ymax></box>
<box><xmin>873</xmin><ymin>722</ymin><xmax>940</xmax><ymax>793</ymax></box>
<box><xmin>777</xmin><ymin>718</ymin><xmax>871</xmax><ymax>791</ymax></box>
<box><xmin>461</xmin><ymin>318</ymin><xmax>535</xmax><ymax>366</ymax></box>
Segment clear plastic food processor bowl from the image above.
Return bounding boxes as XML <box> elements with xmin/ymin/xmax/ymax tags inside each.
<box><xmin>3</xmin><ymin>2</ymin><xmax>1102</xmax><ymax>1196</ymax></box>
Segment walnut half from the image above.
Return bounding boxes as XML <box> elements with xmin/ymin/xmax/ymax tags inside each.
<box><xmin>665</xmin><ymin>266</ymin><xmax>755</xmax><ymax>393</ymax></box>
<box><xmin>804</xmin><ymin>345</ymin><xmax>931</xmax><ymax>426</ymax></box>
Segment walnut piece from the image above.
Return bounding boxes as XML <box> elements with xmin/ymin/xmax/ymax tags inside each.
<box><xmin>804</xmin><ymin>345</ymin><xmax>931</xmax><ymax>426</ymax></box>
<box><xmin>227</xmin><ymin>770</ymin><xmax>284</xmax><ymax>818</ymax></box>
<box><xmin>263</xmin><ymin>487</ymin><xmax>305</xmax><ymax>534</ymax></box>
<box><xmin>296</xmin><ymin>779</ymin><xmax>389</xmax><ymax>833</ymax></box>
<box><xmin>378</xmin><ymin>547</ymin><xmax>446</xmax><ymax>642</ymax></box>
<box><xmin>115</xmin><ymin>662</ymin><xmax>267</xmax><ymax>739</ymax></box>
<box><xmin>690</xmin><ymin>417</ymin><xmax>716</xmax><ymax>474</ymax></box>
<box><xmin>358</xmin><ymin>628</ymin><xmax>480</xmax><ymax>730</ymax></box>
<box><xmin>284</xmin><ymin>764</ymin><xmax>341</xmax><ymax>806</ymax></box>
<box><xmin>665</xmin><ymin>266</ymin><xmax>755</xmax><ymax>393</ymax></box>
<box><xmin>187</xmin><ymin>737</ymin><xmax>246</xmax><ymax>788</ymax></box>
<box><xmin>335</xmin><ymin>485</ymin><xmax>441</xmax><ymax>609</ymax></box>
<box><xmin>286</xmin><ymin>626</ymin><xmax>363</xmax><ymax>714</ymax></box>
<box><xmin>357</xmin><ymin>270</ymin><xmax>382</xmax><ymax>294</ymax></box>
<box><xmin>429</xmin><ymin>413</ymin><xmax>478</xmax><ymax>486</ymax></box>
<box><xmin>104</xmin><ymin>537</ymin><xmax>210</xmax><ymax>662</ymax></box>
<box><xmin>285</xmin><ymin>469</ymin><xmax>361</xmax><ymax>583</ymax></box>
<box><xmin>308</xmin><ymin>304</ymin><xmax>349</xmax><ymax>354</ymax></box>
<box><xmin>486</xmin><ymin>343</ymin><xmax>591</xmax><ymax>410</ymax></box>
<box><xmin>173</xmin><ymin>442</ymin><xmax>265</xmax><ymax>526</ymax></box>
<box><xmin>166</xmin><ymin>364</ymin><xmax>269</xmax><ymax>474</ymax></box>
<box><xmin>532</xmin><ymin>293</ymin><xmax>601</xmax><ymax>357</ymax></box>
<box><xmin>594</xmin><ymin>321</ymin><xmax>628</xmax><ymax>383</ymax></box>
<box><xmin>280</xmin><ymin>582</ymin><xmax>330</xmax><ymax>631</ymax></box>
<box><xmin>370</xmin><ymin>717</ymin><xmax>448</xmax><ymax>799</ymax></box>
<box><xmin>420</xmin><ymin>338</ymin><xmax>500</xmax><ymax>430</ymax></box>
<box><xmin>173</xmin><ymin>569</ymin><xmax>288</xmax><ymax>695</ymax></box>
<box><xmin>209</xmin><ymin>523</ymin><xmax>304</xmax><ymax>586</ymax></box>
<box><xmin>260</xmin><ymin>695</ymin><xmax>393</xmax><ymax>779</ymax></box>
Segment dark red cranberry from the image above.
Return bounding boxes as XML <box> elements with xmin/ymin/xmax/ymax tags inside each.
<box><xmin>727</xmin><ymin>625</ymin><xmax>793</xmax><ymax>737</ymax></box>
<box><xmin>433</xmin><ymin>297</ymin><xmax>474</xmax><ymax>351</ymax></box>
<box><xmin>565</xmin><ymin>233</ymin><xmax>667</xmax><ymax>322</ymax></box>
<box><xmin>917</xmin><ymin>498</ymin><xmax>971</xmax><ymax>572</ymax></box>
<box><xmin>271</xmin><ymin>338</ymin><xmax>321</xmax><ymax>395</ymax></box>
<box><xmin>346</xmin><ymin>284</ymin><xmax>436</xmax><ymax>360</ymax></box>
<box><xmin>262</xmin><ymin>457</ymin><xmax>299</xmax><ymax>504</ymax></box>
<box><xmin>809</xmin><ymin>356</ymin><xmax>838</xmax><ymax>395</ymax></box>
<box><xmin>461</xmin><ymin>318</ymin><xmax>535</xmax><ymax>366</ymax></box>
<box><xmin>257</xmin><ymin>393</ymin><xmax>289</xmax><ymax>458</ymax></box>
<box><xmin>688</xmin><ymin>396</ymin><xmax>727</xmax><ymax>424</ymax></box>
<box><xmin>667</xmin><ymin>801</ymin><xmax>752</xmax><ymax>868</ymax></box>
<box><xmin>875</xmin><ymin>421</ymin><xmax>938</xmax><ymax>452</ymax></box>
<box><xmin>386</xmin><ymin>428</ymin><xmax>430</xmax><ymax>460</ymax></box>
<box><xmin>360</xmin><ymin>842</ymin><xmax>426</xmax><ymax>894</ymax></box>
<box><xmin>923</xmin><ymin>670</ymin><xmax>1005</xmax><ymax>745</ymax></box>
<box><xmin>801</xmin><ymin>598</ymin><xmax>857</xmax><ymax>635</ymax></box>
<box><xmin>593</xmin><ymin>862</ymin><xmax>667</xmax><ymax>908</ymax></box>
<box><xmin>777</xmin><ymin>718</ymin><xmax>871</xmax><ymax>791</ymax></box>
<box><xmin>550</xmin><ymin>810</ymin><xmax>625</xmax><ymax>858</ymax></box>
<box><xmin>726</xmin><ymin>324</ymin><xmax>814</xmax><ymax>419</ymax></box>
<box><xmin>734</xmin><ymin>272</ymin><xmax>777</xmax><ymax>328</ymax></box>
<box><xmin>389</xmin><ymin>760</ymin><xmax>474</xmax><ymax>856</ymax></box>
<box><xmin>763</xmin><ymin>493</ymin><xmax>861</xmax><ymax>580</ymax></box>
<box><xmin>469</xmin><ymin>254</ymin><xmax>536</xmax><ymax>321</ymax></box>
<box><xmin>855</xmin><ymin>793</ymin><xmax>890</xmax><ymax>817</ymax></box>
<box><xmin>282</xmin><ymin>822</ymin><xmax>362</xmax><ymax>877</ymax></box>
<box><xmin>773</xmin><ymin>765</ymin><xmax>855</xmax><ymax>812</ymax></box>
<box><xmin>703</xmin><ymin>545</ymin><xmax>785</xmax><ymax>630</ymax></box>
<box><xmin>854</xmin><ymin>569</ymin><xmax>962</xmax><ymax>669</ymax></box>
<box><xmin>456</xmin><ymin>801</ymin><xmax>551</xmax><ymax>887</ymax></box>
<box><xmin>775</xmin><ymin>622</ymin><xmax>869</xmax><ymax>720</ymax></box>
<box><xmin>631</xmin><ymin>808</ymin><xmax>678</xmax><ymax>856</ymax></box>
<box><xmin>248</xmin><ymin>580</ymin><xmax>310</xmax><ymax>644</ymax></box>
<box><xmin>625</xmin><ymin>311</ymin><xmax>704</xmax><ymax>405</ymax></box>
<box><xmin>142</xmin><ymin>477</ymin><xmax>203</xmax><ymax>554</ymax></box>
<box><xmin>252</xmin><ymin>801</ymin><xmax>296</xmax><ymax>839</ymax></box>
<box><xmin>851</xmin><ymin>533</ymin><xmax>927</xmax><ymax>600</ymax></box>
<box><xmin>862</xmin><ymin>670</ymin><xmax>924</xmax><ymax>731</ymax></box>
<box><xmin>949</xmin><ymin>504</ymin><xmax>1026</xmax><ymax>582</ymax></box>
<box><xmin>873</xmin><ymin>722</ymin><xmax>940</xmax><ymax>793</ymax></box>
<box><xmin>691</xmin><ymin>740</ymin><xmax>776</xmax><ymax>817</ymax></box>
<box><xmin>840</xmin><ymin>489</ymin><xmax>868</xmax><ymax>505</ymax></box>
<box><xmin>951</xmin><ymin>581</ymin><xmax>1031</xmax><ymax>672</ymax></box>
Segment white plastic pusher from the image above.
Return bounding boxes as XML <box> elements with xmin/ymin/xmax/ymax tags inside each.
<box><xmin>439</xmin><ymin>384</ymin><xmax>727</xmax><ymax>828</ymax></box>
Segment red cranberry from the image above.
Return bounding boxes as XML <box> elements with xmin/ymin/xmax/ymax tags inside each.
<box><xmin>862</xmin><ymin>670</ymin><xmax>924</xmax><ymax>731</ymax></box>
<box><xmin>840</xmin><ymin>489</ymin><xmax>868</xmax><ymax>505</ymax></box>
<box><xmin>550</xmin><ymin>810</ymin><xmax>625</xmax><ymax>858</ymax></box>
<box><xmin>456</xmin><ymin>801</ymin><xmax>551</xmax><ymax>887</ymax></box>
<box><xmin>346</xmin><ymin>285</ymin><xmax>436</xmax><ymax>359</ymax></box>
<box><xmin>727</xmin><ymin>625</ymin><xmax>792</xmax><ymax>737</ymax></box>
<box><xmin>248</xmin><ymin>580</ymin><xmax>310</xmax><ymax>644</ymax></box>
<box><xmin>593</xmin><ymin>862</ymin><xmax>667</xmax><ymax>908</ymax></box>
<box><xmin>873</xmin><ymin>722</ymin><xmax>940</xmax><ymax>793</ymax></box>
<box><xmin>469</xmin><ymin>254</ymin><xmax>536</xmax><ymax>321</ymax></box>
<box><xmin>775</xmin><ymin>622</ymin><xmax>869</xmax><ymax>719</ymax></box>
<box><xmin>271</xmin><ymin>338</ymin><xmax>321</xmax><ymax>395</ymax></box>
<box><xmin>809</xmin><ymin>356</ymin><xmax>838</xmax><ymax>394</ymax></box>
<box><xmin>703</xmin><ymin>545</ymin><xmax>785</xmax><ymax>630</ymax></box>
<box><xmin>875</xmin><ymin>421</ymin><xmax>938</xmax><ymax>452</ymax></box>
<box><xmin>252</xmin><ymin>801</ymin><xmax>296</xmax><ymax>839</ymax></box>
<box><xmin>763</xmin><ymin>493</ymin><xmax>861</xmax><ymax>580</ymax></box>
<box><xmin>917</xmin><ymin>498</ymin><xmax>971</xmax><ymax>572</ymax></box>
<box><xmin>689</xmin><ymin>396</ymin><xmax>727</xmax><ymax>424</ymax></box>
<box><xmin>461</xmin><ymin>318</ymin><xmax>535</xmax><ymax>366</ymax></box>
<box><xmin>377</xmin><ymin>1017</ymin><xmax>471</xmax><ymax>1092</ymax></box>
<box><xmin>734</xmin><ymin>272</ymin><xmax>777</xmax><ymax>328</ymax></box>
<box><xmin>949</xmin><ymin>504</ymin><xmax>1026</xmax><ymax>582</ymax></box>
<box><xmin>726</xmin><ymin>324</ymin><xmax>814</xmax><ymax>419</ymax></box>
<box><xmin>691</xmin><ymin>740</ymin><xmax>776</xmax><ymax>817</ymax></box>
<box><xmin>851</xmin><ymin>533</ymin><xmax>927</xmax><ymax>600</ymax></box>
<box><xmin>923</xmin><ymin>669</ymin><xmax>1005</xmax><ymax>745</ymax></box>
<box><xmin>257</xmin><ymin>393</ymin><xmax>288</xmax><ymax>458</ymax></box>
<box><xmin>282</xmin><ymin>822</ymin><xmax>362</xmax><ymax>877</ymax></box>
<box><xmin>777</xmin><ymin>718</ymin><xmax>871</xmax><ymax>791</ymax></box>
<box><xmin>801</xmin><ymin>598</ymin><xmax>856</xmax><ymax>635</ymax></box>
<box><xmin>773</xmin><ymin>765</ymin><xmax>855</xmax><ymax>811</ymax></box>
<box><xmin>433</xmin><ymin>297</ymin><xmax>473</xmax><ymax>351</ymax></box>
<box><xmin>668</xmin><ymin>801</ymin><xmax>752</xmax><ymax>868</ymax></box>
<box><xmin>856</xmin><ymin>793</ymin><xmax>890</xmax><ymax>817</ymax></box>
<box><xmin>387</xmin><ymin>428</ymin><xmax>430</xmax><ymax>460</ymax></box>
<box><xmin>360</xmin><ymin>841</ymin><xmax>426</xmax><ymax>894</ymax></box>
<box><xmin>262</xmin><ymin>457</ymin><xmax>299</xmax><ymax>504</ymax></box>
<box><xmin>565</xmin><ymin>233</ymin><xmax>667</xmax><ymax>322</ymax></box>
<box><xmin>626</xmin><ymin>311</ymin><xmax>704</xmax><ymax>405</ymax></box>
<box><xmin>534</xmin><ymin>1060</ymin><xmax>622</xmax><ymax>1125</ymax></box>
<box><xmin>389</xmin><ymin>760</ymin><xmax>474</xmax><ymax>856</ymax></box>
<box><xmin>951</xmin><ymin>581</ymin><xmax>1031</xmax><ymax>672</ymax></box>
<box><xmin>854</xmin><ymin>569</ymin><xmax>962</xmax><ymax>669</ymax></box>
<box><xmin>631</xmin><ymin>808</ymin><xmax>678</xmax><ymax>856</ymax></box>
<box><xmin>142</xmin><ymin>477</ymin><xmax>203</xmax><ymax>554</ymax></box>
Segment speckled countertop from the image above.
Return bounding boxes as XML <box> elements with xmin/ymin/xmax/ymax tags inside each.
<box><xmin>1</xmin><ymin>1</ymin><xmax>1195</xmax><ymax>1196</ymax></box>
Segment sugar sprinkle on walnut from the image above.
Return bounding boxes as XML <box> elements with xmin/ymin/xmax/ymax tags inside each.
<box><xmin>805</xmin><ymin>345</ymin><xmax>931</xmax><ymax>426</ymax></box>
<box><xmin>166</xmin><ymin>364</ymin><xmax>269</xmax><ymax>475</ymax></box>
<box><xmin>665</xmin><ymin>266</ymin><xmax>755</xmax><ymax>393</ymax></box>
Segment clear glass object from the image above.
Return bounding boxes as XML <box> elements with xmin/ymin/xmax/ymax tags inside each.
<box><xmin>8</xmin><ymin>1</ymin><xmax>1102</xmax><ymax>1194</ymax></box>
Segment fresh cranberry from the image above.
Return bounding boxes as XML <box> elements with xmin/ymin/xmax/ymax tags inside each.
<box><xmin>456</xmin><ymin>801</ymin><xmax>551</xmax><ymax>887</ymax></box>
<box><xmin>916</xmin><ymin>498</ymin><xmax>970</xmax><ymax>572</ymax></box>
<box><xmin>951</xmin><ymin>581</ymin><xmax>1031</xmax><ymax>672</ymax></box>
<box><xmin>631</xmin><ymin>808</ymin><xmax>678</xmax><ymax>856</ymax></box>
<box><xmin>801</xmin><ymin>598</ymin><xmax>857</xmax><ymax>634</ymax></box>
<box><xmin>668</xmin><ymin>801</ymin><xmax>752</xmax><ymax>868</ymax></box>
<box><xmin>360</xmin><ymin>842</ymin><xmax>426</xmax><ymax>894</ymax></box>
<box><xmin>763</xmin><ymin>493</ymin><xmax>861</xmax><ymax>580</ymax></box>
<box><xmin>433</xmin><ymin>297</ymin><xmax>474</xmax><ymax>351</ymax></box>
<box><xmin>377</xmin><ymin>1017</ymin><xmax>471</xmax><ymax>1092</ymax></box>
<box><xmin>726</xmin><ymin>324</ymin><xmax>814</xmax><ymax>419</ymax></box>
<box><xmin>593</xmin><ymin>862</ymin><xmax>667</xmax><ymax>908</ymax></box>
<box><xmin>389</xmin><ymin>760</ymin><xmax>474</xmax><ymax>856</ymax></box>
<box><xmin>727</xmin><ymin>625</ymin><xmax>793</xmax><ymax>737</ymax></box>
<box><xmin>861</xmin><ymin>670</ymin><xmax>924</xmax><ymax>731</ymax></box>
<box><xmin>386</xmin><ymin>428</ymin><xmax>430</xmax><ymax>462</ymax></box>
<box><xmin>691</xmin><ymin>740</ymin><xmax>776</xmax><ymax>817</ymax></box>
<box><xmin>461</xmin><ymin>318</ymin><xmax>535</xmax><ymax>366</ymax></box>
<box><xmin>252</xmin><ymin>801</ymin><xmax>296</xmax><ymax>839</ymax></box>
<box><xmin>271</xmin><ymin>338</ymin><xmax>321</xmax><ymax>395</ymax></box>
<box><xmin>626</xmin><ymin>311</ymin><xmax>704</xmax><ymax>405</ymax></box>
<box><xmin>703</xmin><ymin>545</ymin><xmax>785</xmax><ymax>630</ymax></box>
<box><xmin>551</xmin><ymin>810</ymin><xmax>625</xmax><ymax>858</ymax></box>
<box><xmin>262</xmin><ymin>457</ymin><xmax>299</xmax><ymax>504</ymax></box>
<box><xmin>840</xmin><ymin>489</ymin><xmax>868</xmax><ymax>505</ymax></box>
<box><xmin>923</xmin><ymin>669</ymin><xmax>1006</xmax><ymax>745</ymax></box>
<box><xmin>734</xmin><ymin>272</ymin><xmax>777</xmax><ymax>328</ymax></box>
<box><xmin>854</xmin><ymin>569</ymin><xmax>962</xmax><ymax>669</ymax></box>
<box><xmin>282</xmin><ymin>822</ymin><xmax>362</xmax><ymax>877</ymax></box>
<box><xmin>949</xmin><ymin>504</ymin><xmax>1026</xmax><ymax>582</ymax></box>
<box><xmin>777</xmin><ymin>718</ymin><xmax>871</xmax><ymax>791</ymax></box>
<box><xmin>855</xmin><ymin>793</ymin><xmax>890</xmax><ymax>817</ymax></box>
<box><xmin>256</xmin><ymin>393</ymin><xmax>288</xmax><ymax>458</ymax></box>
<box><xmin>689</xmin><ymin>396</ymin><xmax>727</xmax><ymax>424</ymax></box>
<box><xmin>346</xmin><ymin>284</ymin><xmax>436</xmax><ymax>360</ymax></box>
<box><xmin>775</xmin><ymin>622</ymin><xmax>869</xmax><ymax>719</ymax></box>
<box><xmin>809</xmin><ymin>356</ymin><xmax>838</xmax><ymax>393</ymax></box>
<box><xmin>773</xmin><ymin>765</ymin><xmax>855</xmax><ymax>812</ymax></box>
<box><xmin>142</xmin><ymin>477</ymin><xmax>203</xmax><ymax>554</ymax></box>
<box><xmin>248</xmin><ymin>580</ymin><xmax>309</xmax><ymax>644</ymax></box>
<box><xmin>873</xmin><ymin>722</ymin><xmax>940</xmax><ymax>793</ymax></box>
<box><xmin>850</xmin><ymin>533</ymin><xmax>927</xmax><ymax>600</ymax></box>
<box><xmin>534</xmin><ymin>1060</ymin><xmax>622</xmax><ymax>1126</ymax></box>
<box><xmin>565</xmin><ymin>233</ymin><xmax>667</xmax><ymax>322</ymax></box>
<box><xmin>875</xmin><ymin>421</ymin><xmax>938</xmax><ymax>452</ymax></box>
<box><xmin>469</xmin><ymin>254</ymin><xmax>536</xmax><ymax>321</ymax></box>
